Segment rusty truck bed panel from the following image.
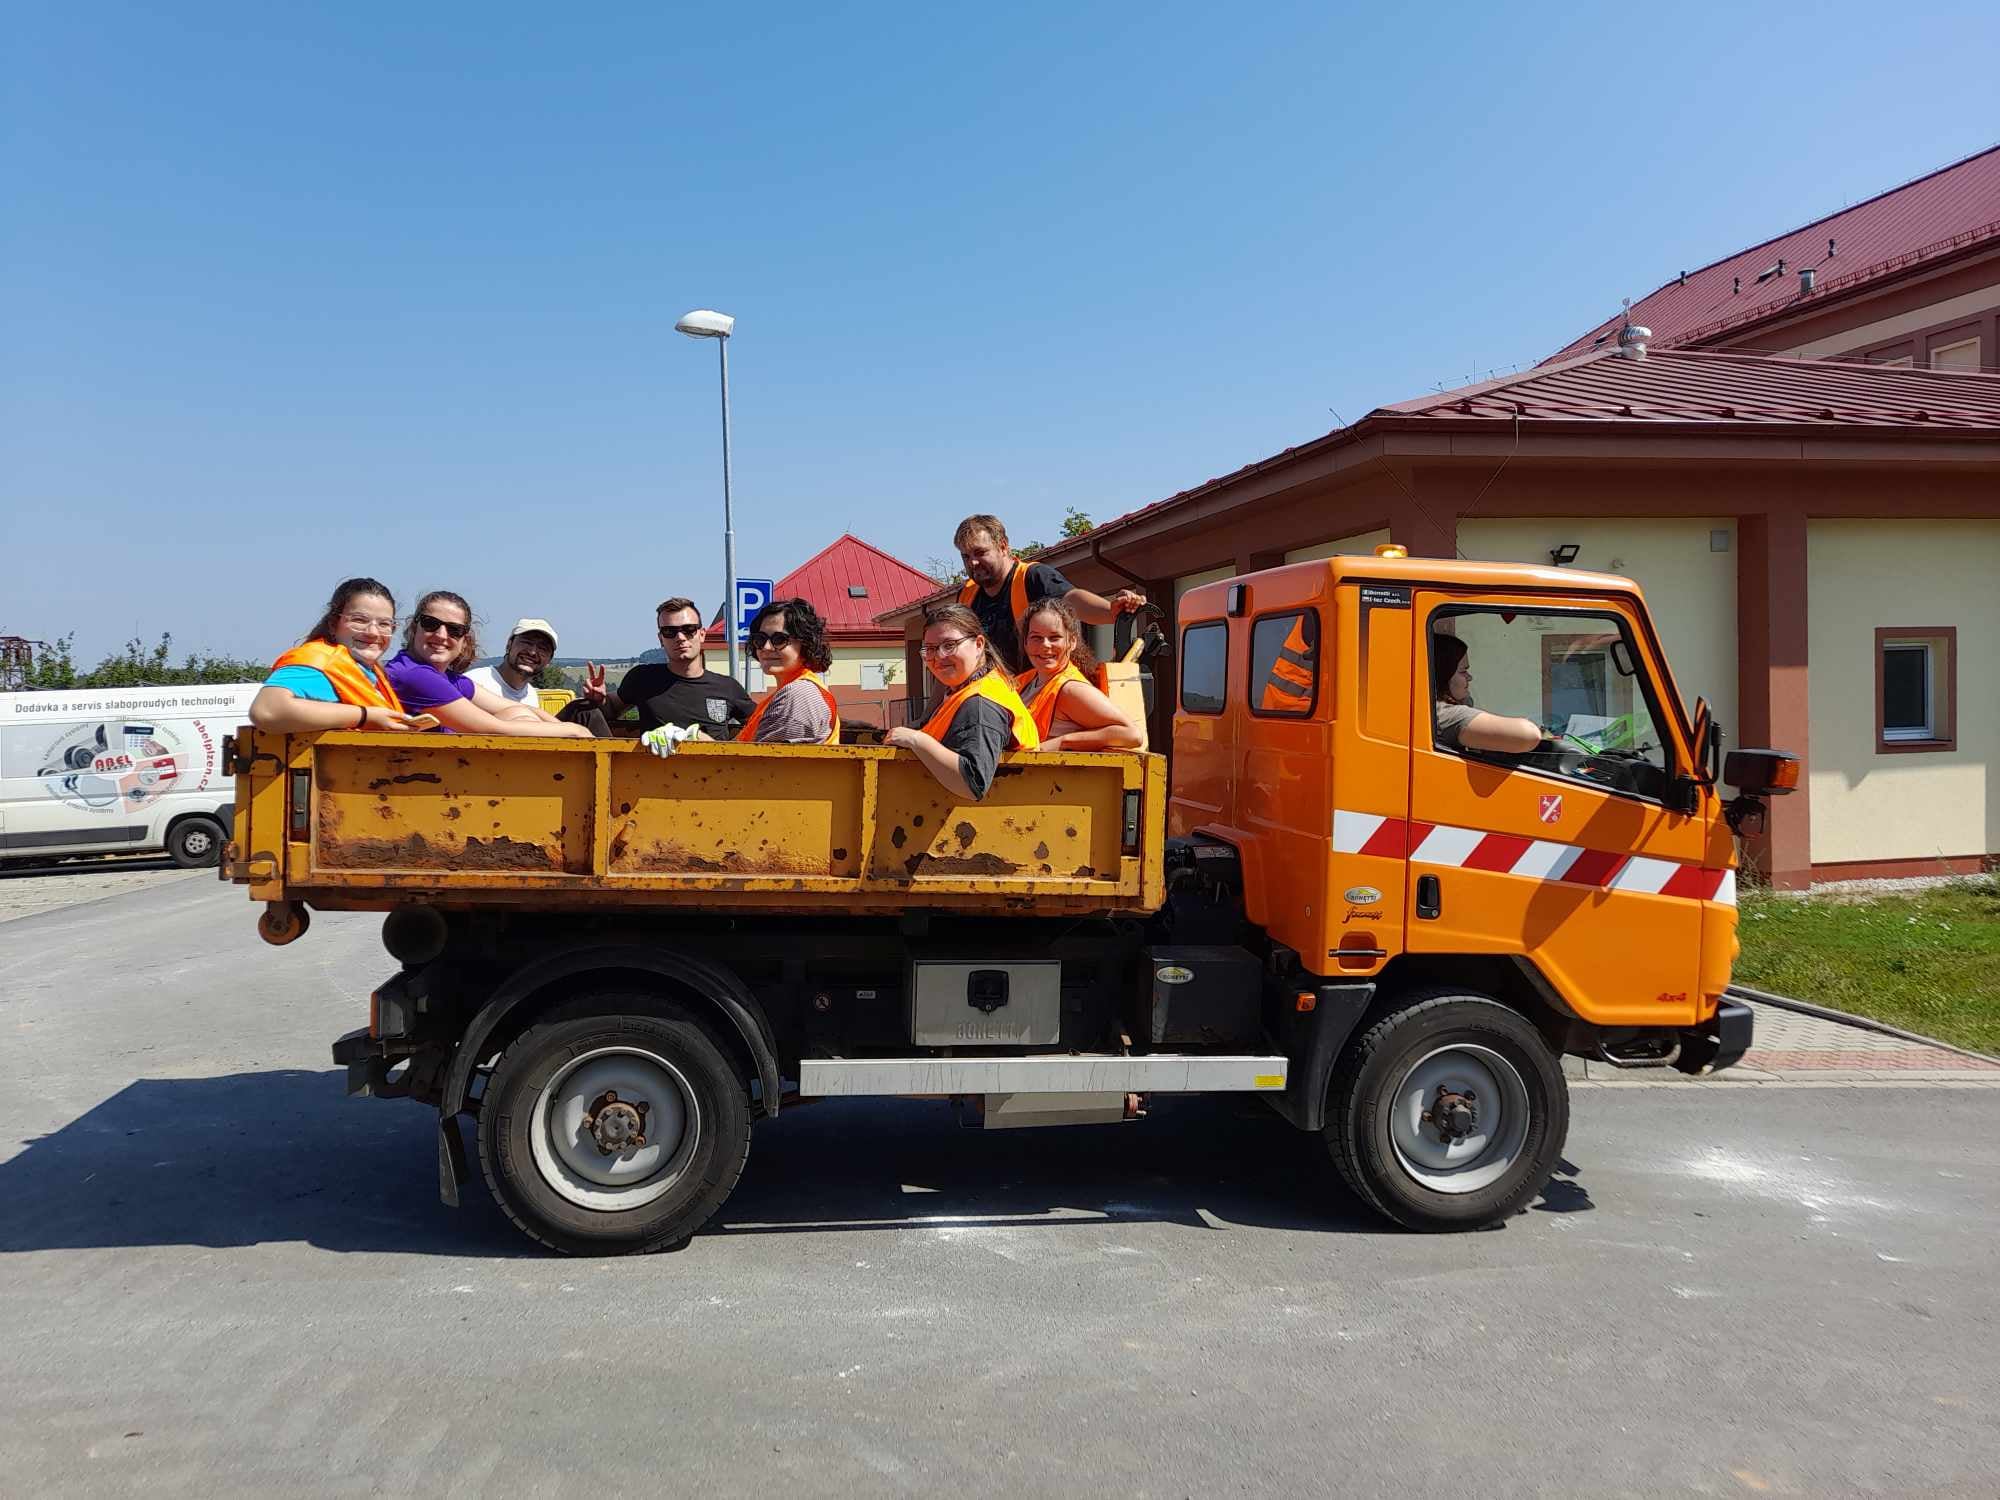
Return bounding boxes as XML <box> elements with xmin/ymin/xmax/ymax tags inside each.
<box><xmin>228</xmin><ymin>730</ymin><xmax>1167</xmax><ymax>916</ymax></box>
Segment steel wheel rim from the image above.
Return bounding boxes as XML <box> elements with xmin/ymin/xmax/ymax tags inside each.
<box><xmin>182</xmin><ymin>827</ymin><xmax>214</xmax><ymax>856</ymax></box>
<box><xmin>530</xmin><ymin>1046</ymin><xmax>699</xmax><ymax>1211</ymax></box>
<box><xmin>1388</xmin><ymin>1042</ymin><xmax>1531</xmax><ymax>1194</ymax></box>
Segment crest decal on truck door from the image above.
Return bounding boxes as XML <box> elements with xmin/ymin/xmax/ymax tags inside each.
<box><xmin>1539</xmin><ymin>794</ymin><xmax>1563</xmax><ymax>824</ymax></box>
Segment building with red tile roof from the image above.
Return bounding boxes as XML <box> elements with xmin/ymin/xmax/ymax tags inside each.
<box><xmin>716</xmin><ymin>533</ymin><xmax>936</xmax><ymax>726</ymax></box>
<box><xmin>1549</xmin><ymin>144</ymin><xmax>2000</xmax><ymax>369</ymax></box>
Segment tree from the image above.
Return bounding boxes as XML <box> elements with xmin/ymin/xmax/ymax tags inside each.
<box><xmin>2</xmin><ymin>632</ymin><xmax>269</xmax><ymax>692</ymax></box>
<box><xmin>925</xmin><ymin>556</ymin><xmax>967</xmax><ymax>588</ymax></box>
<box><xmin>1060</xmin><ymin>506</ymin><xmax>1094</xmax><ymax>539</ymax></box>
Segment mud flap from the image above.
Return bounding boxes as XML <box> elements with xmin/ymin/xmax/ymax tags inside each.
<box><xmin>437</xmin><ymin>1113</ymin><xmax>468</xmax><ymax>1208</ymax></box>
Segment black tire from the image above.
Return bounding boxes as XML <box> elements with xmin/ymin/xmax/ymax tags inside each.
<box><xmin>1324</xmin><ymin>991</ymin><xmax>1567</xmax><ymax>1232</ymax></box>
<box><xmin>475</xmin><ymin>994</ymin><xmax>752</xmax><ymax>1256</ymax></box>
<box><xmin>166</xmin><ymin>815</ymin><xmax>225</xmax><ymax>868</ymax></box>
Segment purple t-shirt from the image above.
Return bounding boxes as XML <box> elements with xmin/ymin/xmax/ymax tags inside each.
<box><xmin>383</xmin><ymin>651</ymin><xmax>476</xmax><ymax>730</ymax></box>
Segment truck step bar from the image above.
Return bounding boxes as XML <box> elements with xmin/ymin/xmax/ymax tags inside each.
<box><xmin>797</xmin><ymin>1054</ymin><xmax>1288</xmax><ymax>1097</ymax></box>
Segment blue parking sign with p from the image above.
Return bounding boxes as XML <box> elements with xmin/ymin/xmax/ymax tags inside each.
<box><xmin>734</xmin><ymin>579</ymin><xmax>774</xmax><ymax>642</ymax></box>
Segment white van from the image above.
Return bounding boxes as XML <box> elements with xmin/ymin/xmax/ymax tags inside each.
<box><xmin>0</xmin><ymin>683</ymin><xmax>262</xmax><ymax>868</ymax></box>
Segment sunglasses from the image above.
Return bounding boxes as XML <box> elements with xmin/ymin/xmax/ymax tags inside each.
<box><xmin>749</xmin><ymin>630</ymin><xmax>794</xmax><ymax>651</ymax></box>
<box><xmin>658</xmin><ymin>623</ymin><xmax>703</xmax><ymax>640</ymax></box>
<box><xmin>415</xmin><ymin>613</ymin><xmax>469</xmax><ymax>639</ymax></box>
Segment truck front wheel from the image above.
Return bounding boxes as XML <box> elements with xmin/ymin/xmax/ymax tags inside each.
<box><xmin>1324</xmin><ymin>992</ymin><xmax>1567</xmax><ymax>1232</ymax></box>
<box><xmin>475</xmin><ymin>995</ymin><xmax>752</xmax><ymax>1255</ymax></box>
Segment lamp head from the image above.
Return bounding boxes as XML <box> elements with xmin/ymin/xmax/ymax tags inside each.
<box><xmin>675</xmin><ymin>309</ymin><xmax>735</xmax><ymax>339</ymax></box>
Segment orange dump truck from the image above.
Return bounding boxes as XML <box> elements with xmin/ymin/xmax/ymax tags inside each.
<box><xmin>225</xmin><ymin>551</ymin><xmax>1794</xmax><ymax>1255</ymax></box>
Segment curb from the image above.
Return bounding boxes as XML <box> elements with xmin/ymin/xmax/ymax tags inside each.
<box><xmin>1727</xmin><ymin>983</ymin><xmax>2000</xmax><ymax>1067</ymax></box>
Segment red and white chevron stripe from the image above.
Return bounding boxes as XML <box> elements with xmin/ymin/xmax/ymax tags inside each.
<box><xmin>1331</xmin><ymin>810</ymin><xmax>1735</xmax><ymax>905</ymax></box>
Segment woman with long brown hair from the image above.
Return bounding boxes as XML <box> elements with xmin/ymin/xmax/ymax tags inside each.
<box><xmin>1014</xmin><ymin>598</ymin><xmax>1140</xmax><ymax>751</ymax></box>
<box><xmin>250</xmin><ymin>577</ymin><xmax>419</xmax><ymax>733</ymax></box>
<box><xmin>882</xmin><ymin>603</ymin><xmax>1039</xmax><ymax>799</ymax></box>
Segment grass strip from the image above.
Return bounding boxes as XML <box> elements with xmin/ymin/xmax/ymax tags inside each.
<box><xmin>1735</xmin><ymin>877</ymin><xmax>2000</xmax><ymax>1055</ymax></box>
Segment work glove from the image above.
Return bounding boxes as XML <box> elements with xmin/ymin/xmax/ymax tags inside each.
<box><xmin>640</xmin><ymin>723</ymin><xmax>701</xmax><ymax>758</ymax></box>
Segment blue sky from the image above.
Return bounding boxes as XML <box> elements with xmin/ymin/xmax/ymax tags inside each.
<box><xmin>6</xmin><ymin>1</ymin><xmax>1997</xmax><ymax>664</ymax></box>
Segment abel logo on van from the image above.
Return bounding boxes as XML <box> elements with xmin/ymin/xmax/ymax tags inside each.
<box><xmin>12</xmin><ymin>719</ymin><xmax>197</xmax><ymax>813</ymax></box>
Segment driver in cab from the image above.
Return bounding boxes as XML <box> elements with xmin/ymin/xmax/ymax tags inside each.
<box><xmin>1431</xmin><ymin>635</ymin><xmax>1543</xmax><ymax>754</ymax></box>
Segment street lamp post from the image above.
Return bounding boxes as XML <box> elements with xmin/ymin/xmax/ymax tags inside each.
<box><xmin>675</xmin><ymin>308</ymin><xmax>740</xmax><ymax>680</ymax></box>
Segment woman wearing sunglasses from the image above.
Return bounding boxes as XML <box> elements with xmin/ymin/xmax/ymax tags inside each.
<box><xmin>880</xmin><ymin>603</ymin><xmax>1038</xmax><ymax>799</ymax></box>
<box><xmin>1014</xmin><ymin>598</ymin><xmax>1141</xmax><ymax>751</ymax></box>
<box><xmin>383</xmin><ymin>591</ymin><xmax>591</xmax><ymax>738</ymax></box>
<box><xmin>641</xmin><ymin>598</ymin><xmax>839</xmax><ymax>755</ymax></box>
<box><xmin>251</xmin><ymin>576</ymin><xmax>420</xmax><ymax>732</ymax></box>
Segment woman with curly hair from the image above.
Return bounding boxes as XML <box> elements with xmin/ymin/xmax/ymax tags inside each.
<box><xmin>642</xmin><ymin>596</ymin><xmax>840</xmax><ymax>754</ymax></box>
<box><xmin>383</xmin><ymin>589</ymin><xmax>591</xmax><ymax>738</ymax></box>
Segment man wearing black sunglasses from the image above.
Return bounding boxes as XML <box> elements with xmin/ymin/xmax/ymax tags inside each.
<box><xmin>583</xmin><ymin>596</ymin><xmax>753</xmax><ymax>734</ymax></box>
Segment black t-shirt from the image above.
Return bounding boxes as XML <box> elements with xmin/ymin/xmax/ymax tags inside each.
<box><xmin>939</xmin><ymin>694</ymin><xmax>1017</xmax><ymax>801</ymax></box>
<box><xmin>968</xmin><ymin>560</ymin><xmax>1072</xmax><ymax>674</ymax></box>
<box><xmin>615</xmin><ymin>664</ymin><xmax>755</xmax><ymax>734</ymax></box>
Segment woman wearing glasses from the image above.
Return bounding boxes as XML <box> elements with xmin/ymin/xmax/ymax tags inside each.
<box><xmin>251</xmin><ymin>577</ymin><xmax>420</xmax><ymax>732</ymax></box>
<box><xmin>643</xmin><ymin>598</ymin><xmax>840</xmax><ymax>754</ymax></box>
<box><xmin>881</xmin><ymin>603</ymin><xmax>1039</xmax><ymax>799</ymax></box>
<box><xmin>383</xmin><ymin>590</ymin><xmax>591</xmax><ymax>738</ymax></box>
<box><xmin>1014</xmin><ymin>598</ymin><xmax>1141</xmax><ymax>751</ymax></box>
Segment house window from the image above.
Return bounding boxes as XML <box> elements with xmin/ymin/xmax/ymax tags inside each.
<box><xmin>1930</xmin><ymin>336</ymin><xmax>1981</xmax><ymax>372</ymax></box>
<box><xmin>1179</xmin><ymin>623</ymin><xmax>1227</xmax><ymax>714</ymax></box>
<box><xmin>1876</xmin><ymin>628</ymin><xmax>1955</xmax><ymax>753</ymax></box>
<box><xmin>859</xmin><ymin>662</ymin><xmax>887</xmax><ymax>692</ymax></box>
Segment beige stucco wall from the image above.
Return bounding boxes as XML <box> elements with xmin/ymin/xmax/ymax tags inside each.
<box><xmin>1458</xmin><ymin>519</ymin><xmax>1738</xmax><ymax>739</ymax></box>
<box><xmin>1173</xmin><ymin>564</ymin><xmax>1235</xmax><ymax>606</ymax></box>
<box><xmin>747</xmin><ymin>643</ymin><xmax>904</xmax><ymax>694</ymax></box>
<box><xmin>1284</xmin><ymin>528</ymin><xmax>1391</xmax><ymax>563</ymax></box>
<box><xmin>1806</xmin><ymin>520</ymin><xmax>2000</xmax><ymax>865</ymax></box>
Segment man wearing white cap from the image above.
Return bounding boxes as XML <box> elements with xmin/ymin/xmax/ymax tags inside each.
<box><xmin>465</xmin><ymin>618</ymin><xmax>561</xmax><ymax>707</ymax></box>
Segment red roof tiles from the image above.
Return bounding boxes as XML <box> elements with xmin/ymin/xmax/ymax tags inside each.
<box><xmin>709</xmin><ymin>533</ymin><xmax>936</xmax><ymax>641</ymax></box>
<box><xmin>1548</xmin><ymin>145</ymin><xmax>2000</xmax><ymax>360</ymax></box>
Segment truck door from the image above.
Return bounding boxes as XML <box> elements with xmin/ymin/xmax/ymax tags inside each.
<box><xmin>1406</xmin><ymin>592</ymin><xmax>1713</xmax><ymax>1028</ymax></box>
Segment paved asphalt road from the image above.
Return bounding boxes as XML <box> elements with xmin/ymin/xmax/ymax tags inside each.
<box><xmin>2</xmin><ymin>875</ymin><xmax>1997</xmax><ymax>1497</ymax></box>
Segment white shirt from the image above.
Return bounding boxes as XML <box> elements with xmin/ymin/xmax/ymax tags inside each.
<box><xmin>464</xmin><ymin>665</ymin><xmax>535</xmax><ymax>704</ymax></box>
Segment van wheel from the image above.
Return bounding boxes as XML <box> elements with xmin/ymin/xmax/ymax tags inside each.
<box><xmin>167</xmin><ymin>816</ymin><xmax>225</xmax><ymax>868</ymax></box>
<box><xmin>1325</xmin><ymin>992</ymin><xmax>1567</xmax><ymax>1232</ymax></box>
<box><xmin>476</xmin><ymin>995</ymin><xmax>752</xmax><ymax>1256</ymax></box>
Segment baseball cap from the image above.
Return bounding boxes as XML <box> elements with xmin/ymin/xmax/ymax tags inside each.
<box><xmin>509</xmin><ymin>617</ymin><xmax>559</xmax><ymax>650</ymax></box>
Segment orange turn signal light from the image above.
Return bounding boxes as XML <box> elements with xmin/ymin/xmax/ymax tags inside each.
<box><xmin>1295</xmin><ymin>991</ymin><xmax>1317</xmax><ymax>1013</ymax></box>
<box><xmin>1374</xmin><ymin>543</ymin><xmax>1409</xmax><ymax>559</ymax></box>
<box><xmin>1768</xmin><ymin>758</ymin><xmax>1801</xmax><ymax>791</ymax></box>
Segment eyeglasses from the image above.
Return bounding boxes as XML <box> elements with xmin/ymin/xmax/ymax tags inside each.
<box><xmin>919</xmin><ymin>636</ymin><xmax>975</xmax><ymax>658</ymax></box>
<box><xmin>749</xmin><ymin>630</ymin><xmax>793</xmax><ymax>651</ymax></box>
<box><xmin>415</xmin><ymin>613</ymin><xmax>469</xmax><ymax>640</ymax></box>
<box><xmin>658</xmin><ymin>623</ymin><xmax>703</xmax><ymax>640</ymax></box>
<box><xmin>341</xmin><ymin>612</ymin><xmax>396</xmax><ymax>633</ymax></box>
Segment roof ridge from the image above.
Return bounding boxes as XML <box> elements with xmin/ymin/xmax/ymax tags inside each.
<box><xmin>1640</xmin><ymin>141</ymin><xmax>2000</xmax><ymax>303</ymax></box>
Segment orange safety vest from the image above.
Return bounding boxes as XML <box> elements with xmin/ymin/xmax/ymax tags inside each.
<box><xmin>959</xmin><ymin>562</ymin><xmax>1033</xmax><ymax>634</ymax></box>
<box><xmin>1014</xmin><ymin>663</ymin><xmax>1088</xmax><ymax>739</ymax></box>
<box><xmin>1256</xmin><ymin>616</ymin><xmax>1316</xmax><ymax>713</ymax></box>
<box><xmin>738</xmin><ymin>666</ymin><xmax>841</xmax><ymax>745</ymax></box>
<box><xmin>919</xmin><ymin>669</ymin><xmax>1041</xmax><ymax>751</ymax></box>
<box><xmin>269</xmin><ymin>640</ymin><xmax>406</xmax><ymax>714</ymax></box>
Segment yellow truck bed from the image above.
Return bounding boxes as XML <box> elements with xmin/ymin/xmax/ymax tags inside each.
<box><xmin>225</xmin><ymin>728</ymin><xmax>1167</xmax><ymax>917</ymax></box>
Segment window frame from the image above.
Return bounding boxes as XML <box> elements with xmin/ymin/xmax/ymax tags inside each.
<box><xmin>1874</xmin><ymin>626</ymin><xmax>1956</xmax><ymax>754</ymax></box>
<box><xmin>1246</xmin><ymin>607</ymin><xmax>1322</xmax><ymax>719</ymax></box>
<box><xmin>1425</xmin><ymin>603</ymin><xmax>1682</xmax><ymax>807</ymax></box>
<box><xmin>1178</xmin><ymin>621</ymin><xmax>1229</xmax><ymax>716</ymax></box>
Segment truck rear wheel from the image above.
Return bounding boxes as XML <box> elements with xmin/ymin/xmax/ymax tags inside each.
<box><xmin>475</xmin><ymin>995</ymin><xmax>751</xmax><ymax>1255</ymax></box>
<box><xmin>1324</xmin><ymin>992</ymin><xmax>1567</xmax><ymax>1232</ymax></box>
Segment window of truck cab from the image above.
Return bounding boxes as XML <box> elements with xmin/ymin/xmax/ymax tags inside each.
<box><xmin>1179</xmin><ymin>622</ymin><xmax>1228</xmax><ymax>714</ymax></box>
<box><xmin>1247</xmin><ymin>609</ymin><xmax>1319</xmax><ymax>717</ymax></box>
<box><xmin>1425</xmin><ymin>604</ymin><xmax>1678</xmax><ymax>804</ymax></box>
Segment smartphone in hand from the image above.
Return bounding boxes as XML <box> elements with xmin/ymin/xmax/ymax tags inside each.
<box><xmin>403</xmin><ymin>712</ymin><xmax>441</xmax><ymax>731</ymax></box>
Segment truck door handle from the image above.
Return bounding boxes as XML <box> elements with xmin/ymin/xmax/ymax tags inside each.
<box><xmin>1416</xmin><ymin>874</ymin><xmax>1441</xmax><ymax>920</ymax></box>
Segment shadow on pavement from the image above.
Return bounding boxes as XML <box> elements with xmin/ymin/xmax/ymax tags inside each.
<box><xmin>0</xmin><ymin>856</ymin><xmax>180</xmax><ymax>880</ymax></box>
<box><xmin>0</xmin><ymin>1071</ymin><xmax>1591</xmax><ymax>1256</ymax></box>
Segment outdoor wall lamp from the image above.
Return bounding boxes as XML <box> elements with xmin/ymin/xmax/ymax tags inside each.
<box><xmin>1549</xmin><ymin>543</ymin><xmax>1581</xmax><ymax>566</ymax></box>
